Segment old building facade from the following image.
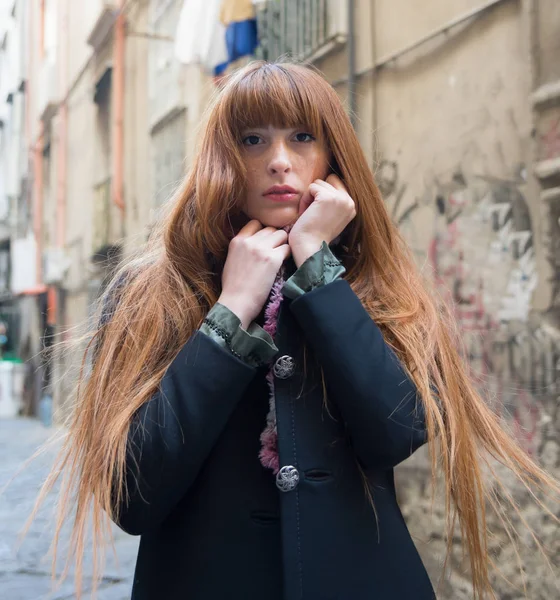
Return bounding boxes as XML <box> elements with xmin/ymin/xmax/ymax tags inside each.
<box><xmin>0</xmin><ymin>0</ymin><xmax>557</xmax><ymax>596</ymax></box>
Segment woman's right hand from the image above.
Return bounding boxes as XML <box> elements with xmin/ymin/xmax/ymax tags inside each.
<box><xmin>218</xmin><ymin>220</ymin><xmax>291</xmax><ymax>328</ymax></box>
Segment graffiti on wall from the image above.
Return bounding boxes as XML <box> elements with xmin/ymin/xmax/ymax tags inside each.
<box><xmin>541</xmin><ymin>116</ymin><xmax>560</xmax><ymax>160</ymax></box>
<box><xmin>384</xmin><ymin>166</ymin><xmax>560</xmax><ymax>458</ymax></box>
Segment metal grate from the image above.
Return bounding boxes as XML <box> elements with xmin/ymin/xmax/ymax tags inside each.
<box><xmin>255</xmin><ymin>0</ymin><xmax>331</xmax><ymax>62</ymax></box>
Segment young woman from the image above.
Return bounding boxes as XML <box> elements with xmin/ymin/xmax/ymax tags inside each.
<box><xmin>36</xmin><ymin>61</ymin><xmax>558</xmax><ymax>599</ymax></box>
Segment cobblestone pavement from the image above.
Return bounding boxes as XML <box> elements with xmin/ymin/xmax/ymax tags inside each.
<box><xmin>0</xmin><ymin>418</ymin><xmax>139</xmax><ymax>599</ymax></box>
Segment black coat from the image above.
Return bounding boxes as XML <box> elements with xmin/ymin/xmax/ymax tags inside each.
<box><xmin>114</xmin><ymin>279</ymin><xmax>435</xmax><ymax>599</ymax></box>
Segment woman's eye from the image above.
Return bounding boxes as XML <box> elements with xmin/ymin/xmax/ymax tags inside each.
<box><xmin>242</xmin><ymin>135</ymin><xmax>262</xmax><ymax>146</ymax></box>
<box><xmin>294</xmin><ymin>132</ymin><xmax>315</xmax><ymax>143</ymax></box>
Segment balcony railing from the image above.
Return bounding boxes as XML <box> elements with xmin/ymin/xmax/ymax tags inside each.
<box><xmin>255</xmin><ymin>0</ymin><xmax>347</xmax><ymax>63</ymax></box>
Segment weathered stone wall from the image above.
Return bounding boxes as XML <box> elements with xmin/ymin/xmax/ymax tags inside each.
<box><xmin>363</xmin><ymin>2</ymin><xmax>560</xmax><ymax>595</ymax></box>
<box><xmin>391</xmin><ymin>169</ymin><xmax>560</xmax><ymax>599</ymax></box>
<box><xmin>323</xmin><ymin>1</ymin><xmax>560</xmax><ymax>596</ymax></box>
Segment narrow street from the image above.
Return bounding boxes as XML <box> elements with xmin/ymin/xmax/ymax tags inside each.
<box><xmin>0</xmin><ymin>419</ymin><xmax>139</xmax><ymax>599</ymax></box>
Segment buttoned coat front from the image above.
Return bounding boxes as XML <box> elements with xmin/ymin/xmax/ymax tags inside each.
<box><xmin>112</xmin><ymin>278</ymin><xmax>436</xmax><ymax>600</ymax></box>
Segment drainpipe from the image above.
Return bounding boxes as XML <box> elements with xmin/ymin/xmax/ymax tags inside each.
<box><xmin>35</xmin><ymin>0</ymin><xmax>45</xmax><ymax>287</ymax></box>
<box><xmin>33</xmin><ymin>123</ymin><xmax>44</xmax><ymax>288</ymax></box>
<box><xmin>50</xmin><ymin>0</ymin><xmax>70</xmax><ymax>329</ymax></box>
<box><xmin>36</xmin><ymin>0</ymin><xmax>44</xmax><ymax>287</ymax></box>
<box><xmin>113</xmin><ymin>0</ymin><xmax>126</xmax><ymax>218</ymax></box>
<box><xmin>23</xmin><ymin>0</ymin><xmax>45</xmax><ymax>294</ymax></box>
<box><xmin>347</xmin><ymin>0</ymin><xmax>356</xmax><ymax>128</ymax></box>
<box><xmin>39</xmin><ymin>0</ymin><xmax>45</xmax><ymax>59</ymax></box>
<box><xmin>57</xmin><ymin>0</ymin><xmax>67</xmax><ymax>250</ymax></box>
<box><xmin>370</xmin><ymin>0</ymin><xmax>378</xmax><ymax>164</ymax></box>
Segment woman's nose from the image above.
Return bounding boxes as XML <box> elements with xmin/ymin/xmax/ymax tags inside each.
<box><xmin>267</xmin><ymin>143</ymin><xmax>292</xmax><ymax>174</ymax></box>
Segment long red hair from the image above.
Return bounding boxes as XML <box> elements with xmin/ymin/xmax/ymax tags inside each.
<box><xmin>28</xmin><ymin>61</ymin><xmax>558</xmax><ymax>598</ymax></box>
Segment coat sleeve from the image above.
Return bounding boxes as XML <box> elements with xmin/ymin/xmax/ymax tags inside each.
<box><xmin>200</xmin><ymin>302</ymin><xmax>278</xmax><ymax>367</ymax></box>
<box><xmin>288</xmin><ymin>279</ymin><xmax>428</xmax><ymax>470</ymax></box>
<box><xmin>112</xmin><ymin>331</ymin><xmax>258</xmax><ymax>536</ymax></box>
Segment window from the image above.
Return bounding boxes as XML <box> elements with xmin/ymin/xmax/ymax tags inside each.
<box><xmin>92</xmin><ymin>66</ymin><xmax>112</xmax><ymax>253</ymax></box>
<box><xmin>94</xmin><ymin>65</ymin><xmax>112</xmax><ymax>182</ymax></box>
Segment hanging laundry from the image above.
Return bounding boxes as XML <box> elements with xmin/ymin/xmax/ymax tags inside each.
<box><xmin>214</xmin><ymin>0</ymin><xmax>259</xmax><ymax>76</ymax></box>
<box><xmin>174</xmin><ymin>0</ymin><xmax>228</xmax><ymax>75</ymax></box>
<box><xmin>175</xmin><ymin>0</ymin><xmax>260</xmax><ymax>77</ymax></box>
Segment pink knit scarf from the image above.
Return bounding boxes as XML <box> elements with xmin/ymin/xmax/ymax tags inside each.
<box><xmin>258</xmin><ymin>268</ymin><xmax>286</xmax><ymax>474</ymax></box>
<box><xmin>257</xmin><ymin>234</ymin><xmax>341</xmax><ymax>473</ymax></box>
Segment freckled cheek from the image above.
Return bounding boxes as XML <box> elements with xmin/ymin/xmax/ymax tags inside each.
<box><xmin>291</xmin><ymin>154</ymin><xmax>315</xmax><ymax>179</ymax></box>
<box><xmin>243</xmin><ymin>164</ymin><xmax>264</xmax><ymax>211</ymax></box>
<box><xmin>245</xmin><ymin>163</ymin><xmax>260</xmax><ymax>191</ymax></box>
<box><xmin>297</xmin><ymin>153</ymin><xmax>327</xmax><ymax>182</ymax></box>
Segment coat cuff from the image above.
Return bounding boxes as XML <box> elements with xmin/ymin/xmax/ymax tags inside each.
<box><xmin>200</xmin><ymin>303</ymin><xmax>278</xmax><ymax>367</ymax></box>
<box><xmin>282</xmin><ymin>241</ymin><xmax>346</xmax><ymax>300</ymax></box>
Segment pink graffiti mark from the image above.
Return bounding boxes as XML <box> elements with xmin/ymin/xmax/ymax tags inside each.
<box><xmin>429</xmin><ymin>209</ymin><xmax>540</xmax><ymax>454</ymax></box>
<box><xmin>492</xmin><ymin>380</ymin><xmax>539</xmax><ymax>456</ymax></box>
<box><xmin>541</xmin><ymin>116</ymin><xmax>560</xmax><ymax>160</ymax></box>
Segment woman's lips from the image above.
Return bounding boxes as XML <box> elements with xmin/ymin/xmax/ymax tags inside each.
<box><xmin>263</xmin><ymin>185</ymin><xmax>300</xmax><ymax>202</ymax></box>
<box><xmin>264</xmin><ymin>192</ymin><xmax>299</xmax><ymax>202</ymax></box>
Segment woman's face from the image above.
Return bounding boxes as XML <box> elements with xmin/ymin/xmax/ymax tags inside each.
<box><xmin>240</xmin><ymin>125</ymin><xmax>330</xmax><ymax>230</ymax></box>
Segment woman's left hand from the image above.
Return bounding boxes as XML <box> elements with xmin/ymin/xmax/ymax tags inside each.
<box><xmin>289</xmin><ymin>174</ymin><xmax>356</xmax><ymax>267</ymax></box>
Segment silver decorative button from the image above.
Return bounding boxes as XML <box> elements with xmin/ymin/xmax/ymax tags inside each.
<box><xmin>273</xmin><ymin>355</ymin><xmax>295</xmax><ymax>379</ymax></box>
<box><xmin>276</xmin><ymin>465</ymin><xmax>300</xmax><ymax>492</ymax></box>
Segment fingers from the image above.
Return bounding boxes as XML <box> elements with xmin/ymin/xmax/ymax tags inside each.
<box><xmin>251</xmin><ymin>225</ymin><xmax>281</xmax><ymax>239</ymax></box>
<box><xmin>235</xmin><ymin>222</ymin><xmax>288</xmax><ymax>250</ymax></box>
<box><xmin>252</xmin><ymin>227</ymin><xmax>289</xmax><ymax>247</ymax></box>
<box><xmin>312</xmin><ymin>174</ymin><xmax>348</xmax><ymax>193</ymax></box>
<box><xmin>251</xmin><ymin>227</ymin><xmax>289</xmax><ymax>247</ymax></box>
<box><xmin>298</xmin><ymin>190</ymin><xmax>315</xmax><ymax>216</ymax></box>
<box><xmin>236</xmin><ymin>219</ymin><xmax>263</xmax><ymax>238</ymax></box>
<box><xmin>274</xmin><ymin>244</ymin><xmax>292</xmax><ymax>262</ymax></box>
<box><xmin>311</xmin><ymin>179</ymin><xmax>331</xmax><ymax>191</ymax></box>
<box><xmin>309</xmin><ymin>175</ymin><xmax>350</xmax><ymax>204</ymax></box>
<box><xmin>269</xmin><ymin>228</ymin><xmax>289</xmax><ymax>247</ymax></box>
<box><xmin>325</xmin><ymin>173</ymin><xmax>346</xmax><ymax>191</ymax></box>
<box><xmin>308</xmin><ymin>182</ymin><xmax>324</xmax><ymax>198</ymax></box>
